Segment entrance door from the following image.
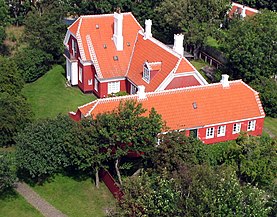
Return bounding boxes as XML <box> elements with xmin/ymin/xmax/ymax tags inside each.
<box><xmin>189</xmin><ymin>129</ymin><xmax>198</xmax><ymax>138</ymax></box>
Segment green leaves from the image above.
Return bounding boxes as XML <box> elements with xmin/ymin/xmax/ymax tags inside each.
<box><xmin>0</xmin><ymin>152</ymin><xmax>16</xmax><ymax>193</ymax></box>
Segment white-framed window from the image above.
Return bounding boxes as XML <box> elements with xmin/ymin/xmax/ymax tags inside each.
<box><xmin>72</xmin><ymin>40</ymin><xmax>77</xmax><ymax>57</ymax></box>
<box><xmin>88</xmin><ymin>79</ymin><xmax>93</xmax><ymax>86</ymax></box>
<box><xmin>108</xmin><ymin>81</ymin><xmax>120</xmax><ymax>94</ymax></box>
<box><xmin>79</xmin><ymin>67</ymin><xmax>82</xmax><ymax>83</ymax></box>
<box><xmin>206</xmin><ymin>127</ymin><xmax>215</xmax><ymax>139</ymax></box>
<box><xmin>143</xmin><ymin>65</ymin><xmax>150</xmax><ymax>83</ymax></box>
<box><xmin>233</xmin><ymin>123</ymin><xmax>241</xmax><ymax>134</ymax></box>
<box><xmin>247</xmin><ymin>120</ymin><xmax>256</xmax><ymax>131</ymax></box>
<box><xmin>217</xmin><ymin>125</ymin><xmax>226</xmax><ymax>137</ymax></box>
<box><xmin>94</xmin><ymin>78</ymin><xmax>99</xmax><ymax>92</ymax></box>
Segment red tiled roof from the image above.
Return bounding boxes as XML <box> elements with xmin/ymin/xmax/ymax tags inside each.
<box><xmin>165</xmin><ymin>76</ymin><xmax>201</xmax><ymax>90</ymax></box>
<box><xmin>229</xmin><ymin>2</ymin><xmax>259</xmax><ymax>18</ymax></box>
<box><xmin>76</xmin><ymin>81</ymin><xmax>265</xmax><ymax>130</ymax></box>
<box><xmin>127</xmin><ymin>33</ymin><xmax>180</xmax><ymax>92</ymax></box>
<box><xmin>68</xmin><ymin>13</ymin><xmax>142</xmax><ymax>78</ymax></box>
<box><xmin>175</xmin><ymin>58</ymin><xmax>195</xmax><ymax>73</ymax></box>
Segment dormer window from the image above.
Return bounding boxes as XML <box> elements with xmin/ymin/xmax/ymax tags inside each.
<box><xmin>142</xmin><ymin>61</ymin><xmax>162</xmax><ymax>83</ymax></box>
<box><xmin>72</xmin><ymin>40</ymin><xmax>77</xmax><ymax>57</ymax></box>
<box><xmin>143</xmin><ymin>63</ymin><xmax>150</xmax><ymax>83</ymax></box>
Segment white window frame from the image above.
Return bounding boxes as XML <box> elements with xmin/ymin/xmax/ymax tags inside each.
<box><xmin>108</xmin><ymin>81</ymin><xmax>120</xmax><ymax>94</ymax></box>
<box><xmin>142</xmin><ymin>65</ymin><xmax>150</xmax><ymax>83</ymax></box>
<box><xmin>247</xmin><ymin>120</ymin><xmax>256</xmax><ymax>131</ymax></box>
<box><xmin>88</xmin><ymin>79</ymin><xmax>93</xmax><ymax>86</ymax></box>
<box><xmin>233</xmin><ymin>123</ymin><xmax>241</xmax><ymax>134</ymax></box>
<box><xmin>72</xmin><ymin>40</ymin><xmax>77</xmax><ymax>57</ymax></box>
<box><xmin>79</xmin><ymin>67</ymin><xmax>82</xmax><ymax>83</ymax></box>
<box><xmin>94</xmin><ymin>78</ymin><xmax>99</xmax><ymax>92</ymax></box>
<box><xmin>217</xmin><ymin>125</ymin><xmax>226</xmax><ymax>137</ymax></box>
<box><xmin>206</xmin><ymin>127</ymin><xmax>215</xmax><ymax>139</ymax></box>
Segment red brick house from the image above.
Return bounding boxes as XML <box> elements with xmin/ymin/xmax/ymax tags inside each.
<box><xmin>229</xmin><ymin>2</ymin><xmax>259</xmax><ymax>19</ymax></box>
<box><xmin>64</xmin><ymin>12</ymin><xmax>207</xmax><ymax>98</ymax></box>
<box><xmin>70</xmin><ymin>75</ymin><xmax>265</xmax><ymax>144</ymax></box>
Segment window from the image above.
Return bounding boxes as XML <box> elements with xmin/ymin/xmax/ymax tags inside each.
<box><xmin>143</xmin><ymin>65</ymin><xmax>150</xmax><ymax>83</ymax></box>
<box><xmin>130</xmin><ymin>84</ymin><xmax>137</xmax><ymax>95</ymax></box>
<box><xmin>79</xmin><ymin>67</ymin><xmax>82</xmax><ymax>83</ymax></box>
<box><xmin>247</xmin><ymin>120</ymin><xmax>256</xmax><ymax>131</ymax></box>
<box><xmin>72</xmin><ymin>40</ymin><xmax>77</xmax><ymax>57</ymax></box>
<box><xmin>206</xmin><ymin>127</ymin><xmax>215</xmax><ymax>139</ymax></box>
<box><xmin>108</xmin><ymin>81</ymin><xmax>120</xmax><ymax>94</ymax></box>
<box><xmin>94</xmin><ymin>78</ymin><xmax>99</xmax><ymax>92</ymax></box>
<box><xmin>88</xmin><ymin>79</ymin><xmax>93</xmax><ymax>86</ymax></box>
<box><xmin>217</xmin><ymin>125</ymin><xmax>226</xmax><ymax>137</ymax></box>
<box><xmin>233</xmin><ymin>123</ymin><xmax>241</xmax><ymax>134</ymax></box>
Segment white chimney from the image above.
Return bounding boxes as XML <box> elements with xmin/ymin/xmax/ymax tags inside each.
<box><xmin>113</xmin><ymin>12</ymin><xmax>123</xmax><ymax>51</ymax></box>
<box><xmin>173</xmin><ymin>34</ymin><xmax>184</xmax><ymax>56</ymax></box>
<box><xmin>144</xmin><ymin>19</ymin><xmax>152</xmax><ymax>39</ymax></box>
<box><xmin>137</xmin><ymin>85</ymin><xmax>147</xmax><ymax>99</ymax></box>
<box><xmin>241</xmin><ymin>6</ymin><xmax>246</xmax><ymax>18</ymax></box>
<box><xmin>221</xmin><ymin>74</ymin><xmax>229</xmax><ymax>87</ymax></box>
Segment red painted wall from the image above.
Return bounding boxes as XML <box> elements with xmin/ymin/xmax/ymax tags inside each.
<box><xmin>82</xmin><ymin>65</ymin><xmax>96</xmax><ymax>92</ymax></box>
<box><xmin>68</xmin><ymin>35</ymin><xmax>80</xmax><ymax>59</ymax></box>
<box><xmin>68</xmin><ymin>110</ymin><xmax>82</xmax><ymax>121</ymax></box>
<box><xmin>197</xmin><ymin>118</ymin><xmax>264</xmax><ymax>144</ymax></box>
<box><xmin>98</xmin><ymin>79</ymin><xmax>127</xmax><ymax>98</ymax></box>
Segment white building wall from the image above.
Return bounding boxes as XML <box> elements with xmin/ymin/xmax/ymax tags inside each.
<box><xmin>71</xmin><ymin>61</ymin><xmax>78</xmax><ymax>85</ymax></box>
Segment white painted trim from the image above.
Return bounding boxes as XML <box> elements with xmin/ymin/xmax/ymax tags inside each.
<box><xmin>217</xmin><ymin>125</ymin><xmax>226</xmax><ymax>137</ymax></box>
<box><xmin>63</xmin><ymin>54</ymin><xmax>78</xmax><ymax>62</ymax></box>
<box><xmin>206</xmin><ymin>127</ymin><xmax>215</xmax><ymax>139</ymax></box>
<box><xmin>63</xmin><ymin>30</ymin><xmax>71</xmax><ymax>46</ymax></box>
<box><xmin>205</xmin><ymin>116</ymin><xmax>264</xmax><ymax>128</ymax></box>
<box><xmin>78</xmin><ymin>57</ymin><xmax>93</xmax><ymax>66</ymax></box>
<box><xmin>126</xmin><ymin>32</ymin><xmax>139</xmax><ymax>76</ymax></box>
<box><xmin>232</xmin><ymin>123</ymin><xmax>241</xmax><ymax>134</ymax></box>
<box><xmin>98</xmin><ymin>76</ymin><xmax>126</xmax><ymax>82</ymax></box>
<box><xmin>247</xmin><ymin>120</ymin><xmax>256</xmax><ymax>131</ymax></box>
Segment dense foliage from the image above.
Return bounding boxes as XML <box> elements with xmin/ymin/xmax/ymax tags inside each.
<box><xmin>0</xmin><ymin>57</ymin><xmax>32</xmax><ymax>147</ymax></box>
<box><xmin>236</xmin><ymin>0</ymin><xmax>277</xmax><ymax>11</ymax></box>
<box><xmin>0</xmin><ymin>152</ymin><xmax>16</xmax><ymax>193</ymax></box>
<box><xmin>114</xmin><ymin>132</ymin><xmax>276</xmax><ymax>216</ymax></box>
<box><xmin>16</xmin><ymin>115</ymin><xmax>74</xmax><ymax>182</ymax></box>
<box><xmin>156</xmin><ymin>0</ymin><xmax>230</xmax><ymax>56</ymax></box>
<box><xmin>14</xmin><ymin>47</ymin><xmax>52</xmax><ymax>82</ymax></box>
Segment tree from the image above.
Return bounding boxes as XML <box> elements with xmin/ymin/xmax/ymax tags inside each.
<box><xmin>16</xmin><ymin>115</ymin><xmax>74</xmax><ymax>182</ymax></box>
<box><xmin>0</xmin><ymin>0</ymin><xmax>10</xmax><ymax>27</ymax></box>
<box><xmin>223</xmin><ymin>10</ymin><xmax>277</xmax><ymax>82</ymax></box>
<box><xmin>156</xmin><ymin>0</ymin><xmax>230</xmax><ymax>57</ymax></box>
<box><xmin>94</xmin><ymin>100</ymin><xmax>163</xmax><ymax>185</ymax></box>
<box><xmin>0</xmin><ymin>152</ymin><xmax>16</xmax><ymax>193</ymax></box>
<box><xmin>65</xmin><ymin>118</ymin><xmax>108</xmax><ymax>188</ymax></box>
<box><xmin>250</xmin><ymin>77</ymin><xmax>277</xmax><ymax>117</ymax></box>
<box><xmin>24</xmin><ymin>1</ymin><xmax>67</xmax><ymax>63</ymax></box>
<box><xmin>14</xmin><ymin>47</ymin><xmax>52</xmax><ymax>82</ymax></box>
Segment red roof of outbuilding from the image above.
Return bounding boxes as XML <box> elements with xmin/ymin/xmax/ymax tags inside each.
<box><xmin>229</xmin><ymin>2</ymin><xmax>259</xmax><ymax>18</ymax></box>
<box><xmin>74</xmin><ymin>80</ymin><xmax>265</xmax><ymax>130</ymax></box>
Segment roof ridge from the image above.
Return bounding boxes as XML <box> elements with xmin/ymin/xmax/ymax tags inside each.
<box><xmin>80</xmin><ymin>12</ymin><xmax>133</xmax><ymax>19</ymax></box>
<box><xmin>125</xmin><ymin>32</ymin><xmax>140</xmax><ymax>77</ymax></box>
<box><xmin>86</xmin><ymin>35</ymin><xmax>103</xmax><ymax>78</ymax></box>
<box><xmin>86</xmin><ymin>100</ymin><xmax>100</xmax><ymax>117</ymax></box>
<box><xmin>139</xmin><ymin>31</ymin><xmax>181</xmax><ymax>59</ymax></box>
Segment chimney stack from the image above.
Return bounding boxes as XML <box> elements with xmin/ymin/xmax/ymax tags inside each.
<box><xmin>221</xmin><ymin>74</ymin><xmax>229</xmax><ymax>87</ymax></box>
<box><xmin>173</xmin><ymin>34</ymin><xmax>184</xmax><ymax>56</ymax></box>
<box><xmin>144</xmin><ymin>19</ymin><xmax>152</xmax><ymax>39</ymax></box>
<box><xmin>113</xmin><ymin>12</ymin><xmax>123</xmax><ymax>51</ymax></box>
<box><xmin>137</xmin><ymin>85</ymin><xmax>147</xmax><ymax>99</ymax></box>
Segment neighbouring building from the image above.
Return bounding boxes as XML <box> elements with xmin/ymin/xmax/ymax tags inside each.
<box><xmin>64</xmin><ymin>12</ymin><xmax>207</xmax><ymax>98</ymax></box>
<box><xmin>229</xmin><ymin>2</ymin><xmax>259</xmax><ymax>19</ymax></box>
<box><xmin>70</xmin><ymin>75</ymin><xmax>265</xmax><ymax>144</ymax></box>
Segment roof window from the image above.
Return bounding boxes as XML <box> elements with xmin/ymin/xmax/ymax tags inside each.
<box><xmin>192</xmin><ymin>102</ymin><xmax>197</xmax><ymax>109</ymax></box>
<box><xmin>96</xmin><ymin>24</ymin><xmax>99</xmax><ymax>29</ymax></box>
<box><xmin>127</xmin><ymin>42</ymin><xmax>130</xmax><ymax>46</ymax></box>
<box><xmin>113</xmin><ymin>56</ymin><xmax>119</xmax><ymax>61</ymax></box>
<box><xmin>103</xmin><ymin>44</ymin><xmax>107</xmax><ymax>49</ymax></box>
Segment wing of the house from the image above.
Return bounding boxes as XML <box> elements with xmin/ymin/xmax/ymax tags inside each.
<box><xmin>64</xmin><ymin>12</ymin><xmax>207</xmax><ymax>98</ymax></box>
<box><xmin>70</xmin><ymin>75</ymin><xmax>265</xmax><ymax>144</ymax></box>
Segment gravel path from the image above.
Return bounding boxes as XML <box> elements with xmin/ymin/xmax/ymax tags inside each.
<box><xmin>15</xmin><ymin>182</ymin><xmax>68</xmax><ymax>217</ymax></box>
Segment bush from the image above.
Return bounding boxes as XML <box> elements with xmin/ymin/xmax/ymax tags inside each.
<box><xmin>0</xmin><ymin>152</ymin><xmax>16</xmax><ymax>193</ymax></box>
<box><xmin>14</xmin><ymin>47</ymin><xmax>53</xmax><ymax>82</ymax></box>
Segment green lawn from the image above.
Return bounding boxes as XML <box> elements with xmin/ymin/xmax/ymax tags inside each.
<box><xmin>32</xmin><ymin>175</ymin><xmax>115</xmax><ymax>217</ymax></box>
<box><xmin>0</xmin><ymin>191</ymin><xmax>43</xmax><ymax>217</ymax></box>
<box><xmin>190</xmin><ymin>59</ymin><xmax>211</xmax><ymax>82</ymax></box>
<box><xmin>22</xmin><ymin>65</ymin><xmax>96</xmax><ymax>119</ymax></box>
<box><xmin>205</xmin><ymin>36</ymin><xmax>221</xmax><ymax>49</ymax></box>
<box><xmin>264</xmin><ymin>117</ymin><xmax>277</xmax><ymax>138</ymax></box>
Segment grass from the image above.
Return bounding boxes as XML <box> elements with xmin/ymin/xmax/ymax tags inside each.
<box><xmin>190</xmin><ymin>59</ymin><xmax>211</xmax><ymax>82</ymax></box>
<box><xmin>205</xmin><ymin>36</ymin><xmax>220</xmax><ymax>49</ymax></box>
<box><xmin>264</xmin><ymin>117</ymin><xmax>277</xmax><ymax>138</ymax></box>
<box><xmin>0</xmin><ymin>190</ymin><xmax>43</xmax><ymax>217</ymax></box>
<box><xmin>32</xmin><ymin>174</ymin><xmax>115</xmax><ymax>217</ymax></box>
<box><xmin>22</xmin><ymin>65</ymin><xmax>96</xmax><ymax>119</ymax></box>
